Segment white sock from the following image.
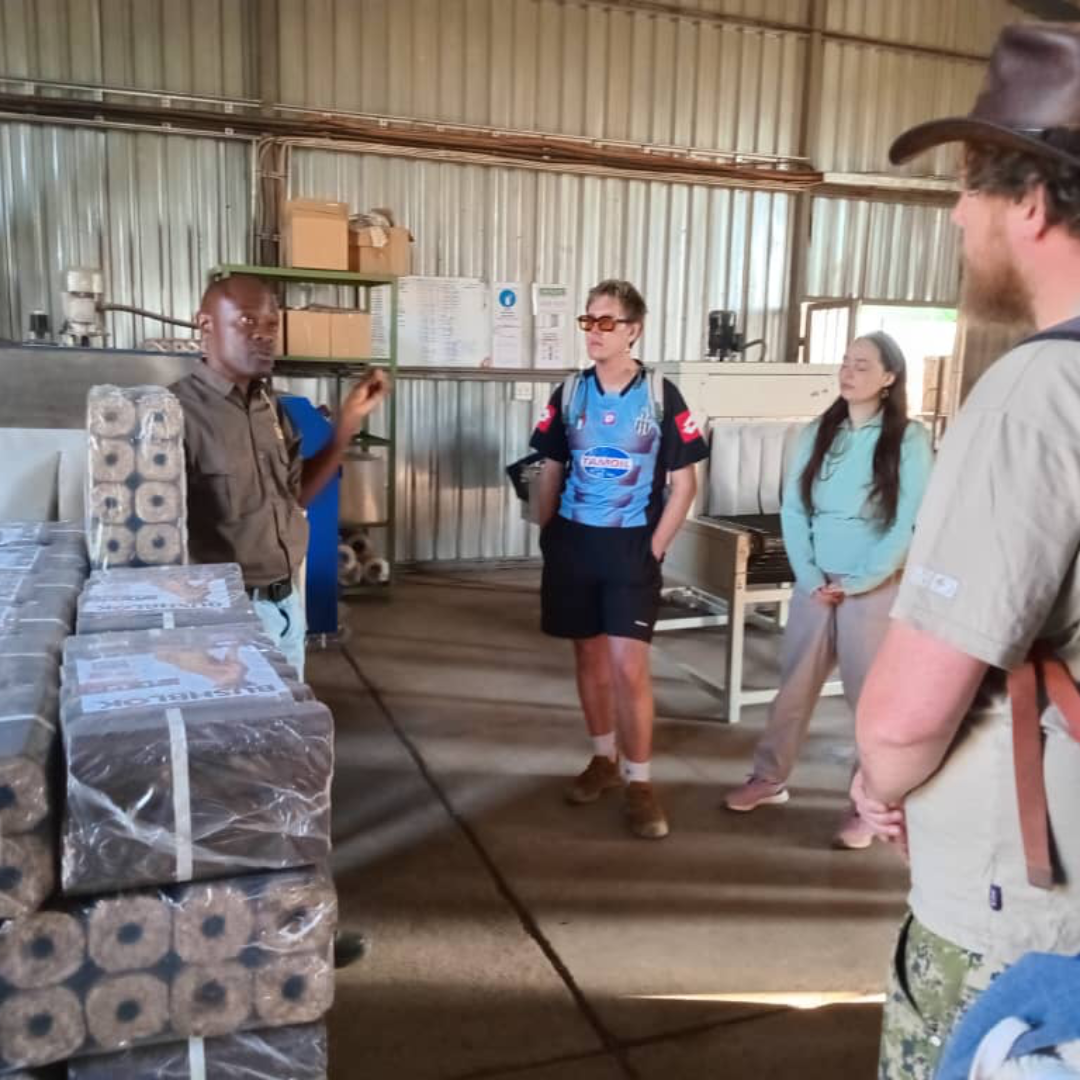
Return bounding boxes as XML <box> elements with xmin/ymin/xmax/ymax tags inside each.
<box><xmin>621</xmin><ymin>758</ymin><xmax>651</xmax><ymax>784</ymax></box>
<box><xmin>592</xmin><ymin>732</ymin><xmax>617</xmax><ymax>762</ymax></box>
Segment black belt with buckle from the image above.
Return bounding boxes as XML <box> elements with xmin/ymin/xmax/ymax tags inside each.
<box><xmin>247</xmin><ymin>579</ymin><xmax>292</xmax><ymax>603</ymax></box>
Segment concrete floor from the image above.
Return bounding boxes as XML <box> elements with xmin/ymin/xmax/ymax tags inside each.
<box><xmin>310</xmin><ymin>567</ymin><xmax>910</xmax><ymax>1080</ymax></box>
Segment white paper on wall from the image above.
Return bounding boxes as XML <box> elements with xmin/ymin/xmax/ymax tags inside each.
<box><xmin>533</xmin><ymin>284</ymin><xmax>574</xmax><ymax>370</ymax></box>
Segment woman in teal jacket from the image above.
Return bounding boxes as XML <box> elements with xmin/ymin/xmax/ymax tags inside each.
<box><xmin>724</xmin><ymin>332</ymin><xmax>934</xmax><ymax>849</ymax></box>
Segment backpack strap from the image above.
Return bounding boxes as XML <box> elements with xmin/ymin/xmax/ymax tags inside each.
<box><xmin>1022</xmin><ymin>316</ymin><xmax>1080</xmax><ymax>346</ymax></box>
<box><xmin>1008</xmin><ymin>646</ymin><xmax>1080</xmax><ymax>889</ymax></box>
<box><xmin>563</xmin><ymin>366</ymin><xmax>663</xmax><ymax>427</ymax></box>
<box><xmin>560</xmin><ymin>371</ymin><xmax>584</xmax><ymax>428</ymax></box>
<box><xmin>999</xmin><ymin>317</ymin><xmax>1080</xmax><ymax>890</ymax></box>
<box><xmin>646</xmin><ymin>367</ymin><xmax>664</xmax><ymax>424</ymax></box>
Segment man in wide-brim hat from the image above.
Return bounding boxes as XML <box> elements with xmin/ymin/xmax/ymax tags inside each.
<box><xmin>848</xmin><ymin>22</ymin><xmax>1080</xmax><ymax>1080</ymax></box>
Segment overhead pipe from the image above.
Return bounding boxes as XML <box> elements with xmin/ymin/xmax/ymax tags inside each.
<box><xmin>0</xmin><ymin>92</ymin><xmax>823</xmax><ymax>191</ymax></box>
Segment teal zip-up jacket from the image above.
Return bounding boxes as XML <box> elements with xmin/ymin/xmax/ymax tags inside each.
<box><xmin>780</xmin><ymin>415</ymin><xmax>934</xmax><ymax>596</ymax></box>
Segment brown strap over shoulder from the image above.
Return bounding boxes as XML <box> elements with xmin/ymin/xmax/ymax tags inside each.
<box><xmin>1009</xmin><ymin>649</ymin><xmax>1080</xmax><ymax>890</ymax></box>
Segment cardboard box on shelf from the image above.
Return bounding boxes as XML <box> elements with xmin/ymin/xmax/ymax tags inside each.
<box><xmin>348</xmin><ymin>210</ymin><xmax>413</xmax><ymax>276</ymax></box>
<box><xmin>330</xmin><ymin>312</ymin><xmax>373</xmax><ymax>359</ymax></box>
<box><xmin>284</xmin><ymin>199</ymin><xmax>349</xmax><ymax>270</ymax></box>
<box><xmin>286</xmin><ymin>309</ymin><xmax>331</xmax><ymax>357</ymax></box>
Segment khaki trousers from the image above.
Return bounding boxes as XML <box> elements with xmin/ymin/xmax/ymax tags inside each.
<box><xmin>752</xmin><ymin>578</ymin><xmax>898</xmax><ymax>784</ymax></box>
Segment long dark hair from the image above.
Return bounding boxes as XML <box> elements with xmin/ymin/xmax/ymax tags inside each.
<box><xmin>798</xmin><ymin>332</ymin><xmax>910</xmax><ymax>529</ymax></box>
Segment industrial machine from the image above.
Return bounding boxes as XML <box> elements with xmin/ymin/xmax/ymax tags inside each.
<box><xmin>59</xmin><ymin>269</ymin><xmax>107</xmax><ymax>348</ymax></box>
<box><xmin>654</xmin><ymin>361</ymin><xmax>843</xmax><ymax>724</ymax></box>
<box><xmin>22</xmin><ymin>265</ymin><xmax>200</xmax><ymax>351</ymax></box>
<box><xmin>706</xmin><ymin>310</ymin><xmax>765</xmax><ymax>361</ymax></box>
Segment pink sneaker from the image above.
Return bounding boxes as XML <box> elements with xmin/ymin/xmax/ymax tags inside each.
<box><xmin>724</xmin><ymin>776</ymin><xmax>790</xmax><ymax>813</ymax></box>
<box><xmin>832</xmin><ymin>809</ymin><xmax>875</xmax><ymax>850</ymax></box>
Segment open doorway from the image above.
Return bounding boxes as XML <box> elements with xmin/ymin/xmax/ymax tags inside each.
<box><xmin>802</xmin><ymin>301</ymin><xmax>958</xmax><ymax>426</ymax></box>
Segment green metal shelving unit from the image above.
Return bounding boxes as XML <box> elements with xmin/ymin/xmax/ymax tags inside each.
<box><xmin>210</xmin><ymin>264</ymin><xmax>399</xmax><ymax>592</ymax></box>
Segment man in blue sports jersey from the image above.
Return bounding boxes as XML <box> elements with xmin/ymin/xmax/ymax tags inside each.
<box><xmin>530</xmin><ymin>279</ymin><xmax>708</xmax><ymax>839</ymax></box>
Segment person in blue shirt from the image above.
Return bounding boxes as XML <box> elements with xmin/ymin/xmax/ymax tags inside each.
<box><xmin>530</xmin><ymin>280</ymin><xmax>708</xmax><ymax>840</ymax></box>
<box><xmin>724</xmin><ymin>331</ymin><xmax>933</xmax><ymax>849</ymax></box>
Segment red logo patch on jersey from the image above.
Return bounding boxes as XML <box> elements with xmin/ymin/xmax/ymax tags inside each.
<box><xmin>675</xmin><ymin>410</ymin><xmax>700</xmax><ymax>443</ymax></box>
<box><xmin>535</xmin><ymin>404</ymin><xmax>555</xmax><ymax>433</ymax></box>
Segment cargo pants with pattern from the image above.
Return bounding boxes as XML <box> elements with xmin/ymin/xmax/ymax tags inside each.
<box><xmin>879</xmin><ymin>913</ymin><xmax>1005</xmax><ymax>1080</ymax></box>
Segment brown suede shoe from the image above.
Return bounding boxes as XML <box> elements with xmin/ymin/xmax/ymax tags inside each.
<box><xmin>623</xmin><ymin>781</ymin><xmax>670</xmax><ymax>839</ymax></box>
<box><xmin>565</xmin><ymin>755</ymin><xmax>623</xmax><ymax>805</ymax></box>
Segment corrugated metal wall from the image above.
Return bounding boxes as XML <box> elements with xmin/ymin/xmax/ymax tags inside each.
<box><xmin>291</xmin><ymin>148</ymin><xmax>794</xmax><ymax>364</ymax></box>
<box><xmin>824</xmin><ymin>0</ymin><xmax>1021</xmax><ymax>54</ymax></box>
<box><xmin>278</xmin><ymin>0</ymin><xmax>808</xmax><ymax>159</ymax></box>
<box><xmin>0</xmin><ymin>0</ymin><xmax>1031</xmax><ymax>560</ymax></box>
<box><xmin>0</xmin><ymin>0</ymin><xmax>254</xmax><ymax>97</ymax></box>
<box><xmin>805</xmin><ymin>197</ymin><xmax>959</xmax><ymax>303</ymax></box>
<box><xmin>816</xmin><ymin>0</ymin><xmax>1024</xmax><ymax>177</ymax></box>
<box><xmin>815</xmin><ymin>42</ymin><xmax>984</xmax><ymax>177</ymax></box>
<box><xmin>0</xmin><ymin>124</ymin><xmax>251</xmax><ymax>346</ymax></box>
<box><xmin>394</xmin><ymin>376</ymin><xmax>560</xmax><ymax>562</ymax></box>
<box><xmin>291</xmin><ymin>146</ymin><xmax>794</xmax><ymax>561</ymax></box>
<box><xmin>638</xmin><ymin>0</ymin><xmax>808</xmax><ymax>24</ymax></box>
<box><xmin>280</xmin><ymin>370</ymin><xmax>559</xmax><ymax>562</ymax></box>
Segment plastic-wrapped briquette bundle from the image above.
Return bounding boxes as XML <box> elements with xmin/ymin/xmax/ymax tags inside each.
<box><xmin>0</xmin><ymin>868</ymin><xmax>336</xmax><ymax>1071</ymax></box>
<box><xmin>85</xmin><ymin>385</ymin><xmax>188</xmax><ymax>570</ymax></box>
<box><xmin>64</xmin><ymin>1021</ymin><xmax>329</xmax><ymax>1080</ymax></box>
<box><xmin>59</xmin><ymin>626</ymin><xmax>332</xmax><ymax>894</ymax></box>
<box><xmin>75</xmin><ymin>563</ymin><xmax>258</xmax><ymax>635</ymax></box>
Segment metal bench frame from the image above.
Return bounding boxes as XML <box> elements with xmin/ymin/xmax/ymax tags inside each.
<box><xmin>654</xmin><ymin>520</ymin><xmax>842</xmax><ymax>725</ymax></box>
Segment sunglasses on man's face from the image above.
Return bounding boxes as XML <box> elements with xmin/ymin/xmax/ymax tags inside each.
<box><xmin>577</xmin><ymin>314</ymin><xmax>632</xmax><ymax>333</ymax></box>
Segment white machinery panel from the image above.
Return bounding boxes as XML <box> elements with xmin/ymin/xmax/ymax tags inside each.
<box><xmin>656</xmin><ymin>362</ymin><xmax>840</xmax><ymax>421</ymax></box>
<box><xmin>653</xmin><ymin>361</ymin><xmax>845</xmax><ymax>723</ymax></box>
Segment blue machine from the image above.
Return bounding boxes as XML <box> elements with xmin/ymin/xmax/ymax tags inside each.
<box><xmin>279</xmin><ymin>395</ymin><xmax>338</xmax><ymax>636</ymax></box>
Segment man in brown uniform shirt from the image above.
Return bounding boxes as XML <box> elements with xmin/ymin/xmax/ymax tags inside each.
<box><xmin>173</xmin><ymin>274</ymin><xmax>389</xmax><ymax>677</ymax></box>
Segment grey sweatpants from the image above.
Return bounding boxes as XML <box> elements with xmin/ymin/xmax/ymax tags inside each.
<box><xmin>752</xmin><ymin>578</ymin><xmax>898</xmax><ymax>784</ymax></box>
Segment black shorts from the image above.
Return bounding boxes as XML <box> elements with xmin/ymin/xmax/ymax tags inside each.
<box><xmin>539</xmin><ymin>516</ymin><xmax>662</xmax><ymax>642</ymax></box>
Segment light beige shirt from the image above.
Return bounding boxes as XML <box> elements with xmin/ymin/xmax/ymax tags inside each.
<box><xmin>893</xmin><ymin>336</ymin><xmax>1080</xmax><ymax>964</ymax></box>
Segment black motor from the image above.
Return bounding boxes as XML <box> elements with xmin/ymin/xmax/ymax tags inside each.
<box><xmin>707</xmin><ymin>310</ymin><xmax>765</xmax><ymax>361</ymax></box>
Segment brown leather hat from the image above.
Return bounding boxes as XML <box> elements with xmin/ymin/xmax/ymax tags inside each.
<box><xmin>889</xmin><ymin>23</ymin><xmax>1080</xmax><ymax>168</ymax></box>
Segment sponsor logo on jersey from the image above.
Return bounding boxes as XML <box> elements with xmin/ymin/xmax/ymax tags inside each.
<box><xmin>635</xmin><ymin>406</ymin><xmax>655</xmax><ymax>436</ymax></box>
<box><xmin>535</xmin><ymin>404</ymin><xmax>555</xmax><ymax>433</ymax></box>
<box><xmin>602</xmin><ymin>411</ymin><xmax>617</xmax><ymax>426</ymax></box>
<box><xmin>580</xmin><ymin>446</ymin><xmax>633</xmax><ymax>479</ymax></box>
<box><xmin>675</xmin><ymin>409</ymin><xmax>700</xmax><ymax>443</ymax></box>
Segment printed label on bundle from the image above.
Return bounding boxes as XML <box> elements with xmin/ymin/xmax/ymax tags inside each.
<box><xmin>81</xmin><ymin>576</ymin><xmax>232</xmax><ymax>613</ymax></box>
<box><xmin>76</xmin><ymin>645</ymin><xmax>291</xmax><ymax>712</ymax></box>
